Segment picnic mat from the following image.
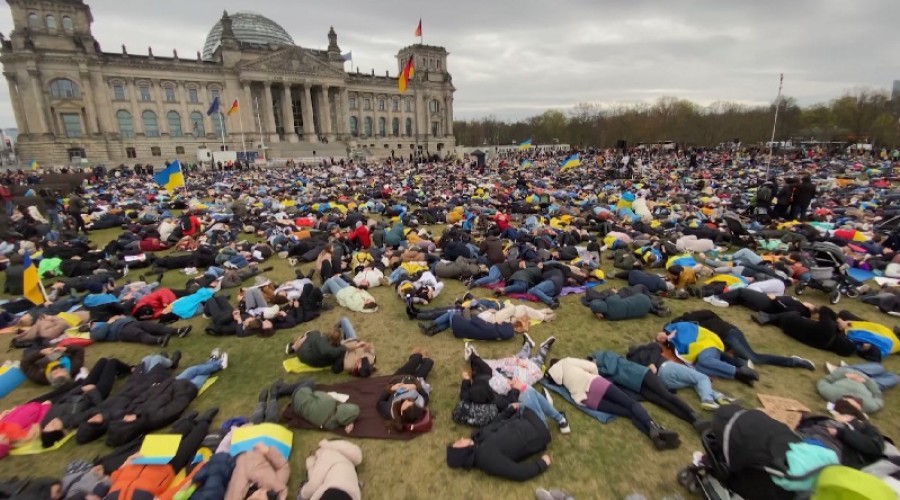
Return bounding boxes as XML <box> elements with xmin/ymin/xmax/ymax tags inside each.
<box><xmin>280</xmin><ymin>375</ymin><xmax>425</xmax><ymax>440</ymax></box>
<box><xmin>282</xmin><ymin>358</ymin><xmax>330</xmax><ymax>374</ymax></box>
<box><xmin>10</xmin><ymin>431</ymin><xmax>75</xmax><ymax>455</ymax></box>
<box><xmin>539</xmin><ymin>380</ymin><xmax>615</xmax><ymax>423</ymax></box>
<box><xmin>0</xmin><ymin>365</ymin><xmax>26</xmax><ymax>399</ymax></box>
<box><xmin>847</xmin><ymin>268</ymin><xmax>875</xmax><ymax>283</ymax></box>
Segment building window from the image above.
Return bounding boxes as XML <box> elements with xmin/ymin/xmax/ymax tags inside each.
<box><xmin>429</xmin><ymin>99</ymin><xmax>439</xmax><ymax>113</ymax></box>
<box><xmin>112</xmin><ymin>83</ymin><xmax>125</xmax><ymax>100</ymax></box>
<box><xmin>190</xmin><ymin>112</ymin><xmax>205</xmax><ymax>136</ymax></box>
<box><xmin>363</xmin><ymin>98</ymin><xmax>372</xmax><ymax>110</ymax></box>
<box><xmin>212</xmin><ymin>113</ymin><xmax>224</xmax><ymax>137</ymax></box>
<box><xmin>405</xmin><ymin>118</ymin><xmax>413</xmax><ymax>136</ymax></box>
<box><xmin>167</xmin><ymin>111</ymin><xmax>182</xmax><ymax>137</ymax></box>
<box><xmin>348</xmin><ymin>97</ymin><xmax>357</xmax><ymax>110</ymax></box>
<box><xmin>378</xmin><ymin>117</ymin><xmax>386</xmax><ymax>136</ymax></box>
<box><xmin>61</xmin><ymin>16</ymin><xmax>73</xmax><ymax>32</ymax></box>
<box><xmin>125</xmin><ymin>147</ymin><xmax>137</xmax><ymax>159</ymax></box>
<box><xmin>28</xmin><ymin>13</ymin><xmax>40</xmax><ymax>29</ymax></box>
<box><xmin>188</xmin><ymin>87</ymin><xmax>199</xmax><ymax>103</ymax></box>
<box><xmin>164</xmin><ymin>86</ymin><xmax>176</xmax><ymax>102</ymax></box>
<box><xmin>363</xmin><ymin>117</ymin><xmax>372</xmax><ymax>136</ymax></box>
<box><xmin>431</xmin><ymin>121</ymin><xmax>440</xmax><ymax>137</ymax></box>
<box><xmin>142</xmin><ymin>110</ymin><xmax>159</xmax><ymax>137</ymax></box>
<box><xmin>45</xmin><ymin>15</ymin><xmax>57</xmax><ymax>30</ymax></box>
<box><xmin>210</xmin><ymin>88</ymin><xmax>220</xmax><ymax>101</ymax></box>
<box><xmin>175</xmin><ymin>146</ymin><xmax>185</xmax><ymax>155</ymax></box>
<box><xmin>139</xmin><ymin>85</ymin><xmax>151</xmax><ymax>102</ymax></box>
<box><xmin>378</xmin><ymin>99</ymin><xmax>385</xmax><ymax>111</ymax></box>
<box><xmin>61</xmin><ymin>113</ymin><xmax>82</xmax><ymax>137</ymax></box>
<box><xmin>392</xmin><ymin>99</ymin><xmax>400</xmax><ymax>111</ymax></box>
<box><xmin>116</xmin><ymin>110</ymin><xmax>134</xmax><ymax>138</ymax></box>
<box><xmin>151</xmin><ymin>146</ymin><xmax>162</xmax><ymax>157</ymax></box>
<box><xmin>405</xmin><ymin>99</ymin><xmax>413</xmax><ymax>112</ymax></box>
<box><xmin>349</xmin><ymin>116</ymin><xmax>358</xmax><ymax>136</ymax></box>
<box><xmin>392</xmin><ymin>117</ymin><xmax>399</xmax><ymax>136</ymax></box>
<box><xmin>49</xmin><ymin>79</ymin><xmax>79</xmax><ymax>99</ymax></box>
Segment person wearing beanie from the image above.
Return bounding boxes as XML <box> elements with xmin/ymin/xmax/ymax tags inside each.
<box><xmin>446</xmin><ymin>404</ymin><xmax>552</xmax><ymax>481</ymax></box>
<box><xmin>298</xmin><ymin>440</ymin><xmax>363</xmax><ymax>500</ymax></box>
<box><xmin>21</xmin><ymin>345</ymin><xmax>85</xmax><ymax>387</ymax></box>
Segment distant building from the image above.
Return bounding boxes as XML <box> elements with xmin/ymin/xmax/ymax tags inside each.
<box><xmin>893</xmin><ymin>80</ymin><xmax>900</xmax><ymax>101</ymax></box>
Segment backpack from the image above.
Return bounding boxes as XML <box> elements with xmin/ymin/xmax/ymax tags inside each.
<box><xmin>756</xmin><ymin>185</ymin><xmax>773</xmax><ymax>205</ymax></box>
<box><xmin>451</xmin><ymin>400</ymin><xmax>498</xmax><ymax>427</ymax></box>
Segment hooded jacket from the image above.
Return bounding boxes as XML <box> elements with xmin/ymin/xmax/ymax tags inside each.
<box><xmin>21</xmin><ymin>346</ymin><xmax>85</xmax><ymax>386</ymax></box>
<box><xmin>589</xmin><ymin>351</ymin><xmax>649</xmax><ymax>393</ymax></box>
<box><xmin>224</xmin><ymin>445</ymin><xmax>290</xmax><ymax>500</ymax></box>
<box><xmin>89</xmin><ymin>316</ymin><xmax>137</xmax><ymax>342</ymax></box>
<box><xmin>298</xmin><ymin>440</ymin><xmax>363</xmax><ymax>500</ymax></box>
<box><xmin>446</xmin><ymin>406</ymin><xmax>550</xmax><ymax>481</ymax></box>
<box><xmin>816</xmin><ymin>367</ymin><xmax>884</xmax><ymax>414</ymax></box>
<box><xmin>546</xmin><ymin>357</ymin><xmax>599</xmax><ymax>404</ymax></box>
<box><xmin>132</xmin><ymin>288</ymin><xmax>177</xmax><ymax>319</ymax></box>
<box><xmin>190</xmin><ymin>452</ymin><xmax>236</xmax><ymax>500</ymax></box>
<box><xmin>291</xmin><ymin>387</ymin><xmax>360</xmax><ymax>430</ymax></box>
<box><xmin>587</xmin><ymin>294</ymin><xmax>651</xmax><ymax>320</ymax></box>
<box><xmin>297</xmin><ymin>331</ymin><xmax>346</xmax><ymax>368</ymax></box>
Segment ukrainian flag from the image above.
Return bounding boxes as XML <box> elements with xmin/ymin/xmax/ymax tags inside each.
<box><xmin>521</xmin><ymin>159</ymin><xmax>533</xmax><ymax>168</ymax></box>
<box><xmin>153</xmin><ymin>160</ymin><xmax>186</xmax><ymax>192</ymax></box>
<box><xmin>560</xmin><ymin>154</ymin><xmax>581</xmax><ymax>171</ymax></box>
<box><xmin>23</xmin><ymin>250</ymin><xmax>44</xmax><ymax>305</ymax></box>
<box><xmin>29</xmin><ymin>160</ymin><xmax>39</xmax><ymax>171</ymax></box>
<box><xmin>518</xmin><ymin>139</ymin><xmax>533</xmax><ymax>150</ymax></box>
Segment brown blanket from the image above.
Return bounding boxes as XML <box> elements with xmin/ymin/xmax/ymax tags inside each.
<box><xmin>279</xmin><ymin>375</ymin><xmax>427</xmax><ymax>441</ymax></box>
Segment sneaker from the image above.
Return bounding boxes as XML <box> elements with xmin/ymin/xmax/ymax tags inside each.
<box><xmin>122</xmin><ymin>265</ymin><xmax>129</xmax><ymax>277</ymax></box>
<box><xmin>745</xmin><ymin>360</ymin><xmax>755</xmax><ymax>370</ymax></box>
<box><xmin>523</xmin><ymin>333</ymin><xmax>536</xmax><ymax>349</ymax></box>
<box><xmin>540</xmin><ymin>336</ymin><xmax>557</xmax><ymax>351</ymax></box>
<box><xmin>839</xmin><ymin>360</ymin><xmax>848</xmax><ymax>368</ymax></box>
<box><xmin>791</xmin><ymin>355</ymin><xmax>815</xmax><ymax>371</ymax></box>
<box><xmin>288</xmin><ymin>257</ymin><xmax>298</xmax><ymax>266</ymax></box>
<box><xmin>218</xmin><ymin>352</ymin><xmax>229</xmax><ymax>369</ymax></box>
<box><xmin>463</xmin><ymin>342</ymin><xmax>474</xmax><ymax>361</ymax></box>
<box><xmin>701</xmin><ymin>401</ymin><xmax>720</xmax><ymax>411</ymax></box>
<box><xmin>557</xmin><ymin>412</ymin><xmax>571</xmax><ymax>434</ymax></box>
<box><xmin>703</xmin><ymin>296</ymin><xmax>729</xmax><ymax>307</ymax></box>
<box><xmin>209</xmin><ymin>348</ymin><xmax>221</xmax><ymax>362</ymax></box>
<box><xmin>285</xmin><ymin>342</ymin><xmax>295</xmax><ymax>355</ymax></box>
<box><xmin>825</xmin><ymin>361</ymin><xmax>837</xmax><ymax>373</ymax></box>
<box><xmin>715</xmin><ymin>395</ymin><xmax>736</xmax><ymax>405</ymax></box>
<box><xmin>176</xmin><ymin>325</ymin><xmax>192</xmax><ymax>338</ymax></box>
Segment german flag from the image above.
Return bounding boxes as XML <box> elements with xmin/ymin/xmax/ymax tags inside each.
<box><xmin>398</xmin><ymin>55</ymin><xmax>415</xmax><ymax>93</ymax></box>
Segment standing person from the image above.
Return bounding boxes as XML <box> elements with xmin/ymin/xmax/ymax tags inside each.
<box><xmin>790</xmin><ymin>175</ymin><xmax>816</xmax><ymax>221</ymax></box>
<box><xmin>0</xmin><ymin>182</ymin><xmax>12</xmax><ymax>217</ymax></box>
<box><xmin>66</xmin><ymin>188</ymin><xmax>88</xmax><ymax>234</ymax></box>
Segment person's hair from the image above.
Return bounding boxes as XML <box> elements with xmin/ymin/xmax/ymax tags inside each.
<box><xmin>270</xmin><ymin>294</ymin><xmax>289</xmax><ymax>306</ymax></box>
<box><xmin>327</xmin><ymin>327</ymin><xmax>343</xmax><ymax>346</ymax></box>
<box><xmin>388</xmin><ymin>400</ymin><xmax>425</xmax><ymax>432</ymax></box>
<box><xmin>244</xmin><ymin>318</ymin><xmax>262</xmax><ymax>335</ymax></box>
<box><xmin>512</xmin><ymin>318</ymin><xmax>529</xmax><ymax>333</ymax></box>
<box><xmin>362</xmin><ymin>301</ymin><xmax>378</xmax><ymax>310</ymax></box>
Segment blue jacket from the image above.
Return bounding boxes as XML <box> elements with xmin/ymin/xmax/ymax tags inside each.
<box><xmin>84</xmin><ymin>293</ymin><xmax>118</xmax><ymax>308</ymax></box>
<box><xmin>190</xmin><ymin>452</ymin><xmax>235</xmax><ymax>500</ymax></box>
<box><xmin>589</xmin><ymin>350</ymin><xmax>648</xmax><ymax>393</ymax></box>
<box><xmin>627</xmin><ymin>270</ymin><xmax>667</xmax><ymax>293</ymax></box>
<box><xmin>89</xmin><ymin>316</ymin><xmax>136</xmax><ymax>342</ymax></box>
<box><xmin>171</xmin><ymin>288</ymin><xmax>214</xmax><ymax>319</ymax></box>
<box><xmin>451</xmin><ymin>315</ymin><xmax>514</xmax><ymax>341</ymax></box>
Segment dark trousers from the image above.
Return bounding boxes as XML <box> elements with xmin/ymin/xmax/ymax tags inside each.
<box><xmin>593</xmin><ymin>384</ymin><xmax>653</xmax><ymax>435</ymax></box>
<box><xmin>721</xmin><ymin>328</ymin><xmax>802</xmax><ymax>368</ymax></box>
<box><xmin>719</xmin><ymin>288</ymin><xmax>772</xmax><ymax>311</ymax></box>
<box><xmin>639</xmin><ymin>372</ymin><xmax>696</xmax><ymax>423</ymax></box>
<box><xmin>118</xmin><ymin>322</ymin><xmax>175</xmax><ymax>345</ymax></box>
<box><xmin>68</xmin><ymin>211</ymin><xmax>87</xmax><ymax>233</ymax></box>
<box><xmin>394</xmin><ymin>353</ymin><xmax>433</xmax><ymax>380</ymax></box>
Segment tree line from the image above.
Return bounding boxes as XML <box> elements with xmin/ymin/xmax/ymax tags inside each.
<box><xmin>452</xmin><ymin>88</ymin><xmax>900</xmax><ymax>149</ymax></box>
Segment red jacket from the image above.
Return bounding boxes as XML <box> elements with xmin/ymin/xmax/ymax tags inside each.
<box><xmin>105</xmin><ymin>463</ymin><xmax>175</xmax><ymax>500</ymax></box>
<box><xmin>132</xmin><ymin>288</ymin><xmax>177</xmax><ymax>319</ymax></box>
<box><xmin>347</xmin><ymin>225</ymin><xmax>371</xmax><ymax>249</ymax></box>
<box><xmin>139</xmin><ymin>237</ymin><xmax>168</xmax><ymax>252</ymax></box>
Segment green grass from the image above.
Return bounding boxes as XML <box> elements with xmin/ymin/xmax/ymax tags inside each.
<box><xmin>1</xmin><ymin>226</ymin><xmax>899</xmax><ymax>500</ymax></box>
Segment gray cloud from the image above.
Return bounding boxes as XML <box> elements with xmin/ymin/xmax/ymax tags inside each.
<box><xmin>0</xmin><ymin>0</ymin><xmax>897</xmax><ymax>128</ymax></box>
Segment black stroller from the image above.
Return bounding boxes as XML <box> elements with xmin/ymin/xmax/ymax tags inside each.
<box><xmin>722</xmin><ymin>212</ymin><xmax>758</xmax><ymax>250</ymax></box>
<box><xmin>794</xmin><ymin>241</ymin><xmax>860</xmax><ymax>304</ymax></box>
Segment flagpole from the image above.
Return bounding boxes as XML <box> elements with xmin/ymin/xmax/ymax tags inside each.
<box><xmin>255</xmin><ymin>96</ymin><xmax>267</xmax><ymax>161</ymax></box>
<box><xmin>237</xmin><ymin>99</ymin><xmax>247</xmax><ymax>157</ymax></box>
<box><xmin>218</xmin><ymin>111</ymin><xmax>227</xmax><ymax>151</ymax></box>
<box><xmin>37</xmin><ymin>277</ymin><xmax>48</xmax><ymax>304</ymax></box>
<box><xmin>766</xmin><ymin>73</ymin><xmax>784</xmax><ymax>180</ymax></box>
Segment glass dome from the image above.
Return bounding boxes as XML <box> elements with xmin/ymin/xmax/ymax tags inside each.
<box><xmin>202</xmin><ymin>12</ymin><xmax>295</xmax><ymax>60</ymax></box>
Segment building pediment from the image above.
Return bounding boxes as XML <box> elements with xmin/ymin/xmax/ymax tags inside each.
<box><xmin>239</xmin><ymin>48</ymin><xmax>344</xmax><ymax>79</ymax></box>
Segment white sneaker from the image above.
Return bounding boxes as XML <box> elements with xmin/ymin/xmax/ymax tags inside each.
<box><xmin>839</xmin><ymin>360</ymin><xmax>849</xmax><ymax>368</ymax></box>
<box><xmin>463</xmin><ymin>341</ymin><xmax>474</xmax><ymax>361</ymax></box>
<box><xmin>75</xmin><ymin>367</ymin><xmax>89</xmax><ymax>381</ymax></box>
<box><xmin>746</xmin><ymin>360</ymin><xmax>755</xmax><ymax>370</ymax></box>
<box><xmin>218</xmin><ymin>352</ymin><xmax>228</xmax><ymax>369</ymax></box>
<box><xmin>791</xmin><ymin>356</ymin><xmax>815</xmax><ymax>371</ymax></box>
<box><xmin>703</xmin><ymin>296</ymin><xmax>729</xmax><ymax>308</ymax></box>
<box><xmin>523</xmin><ymin>332</ymin><xmax>535</xmax><ymax>349</ymax></box>
<box><xmin>209</xmin><ymin>348</ymin><xmax>221</xmax><ymax>361</ymax></box>
<box><xmin>825</xmin><ymin>362</ymin><xmax>837</xmax><ymax>374</ymax></box>
<box><xmin>701</xmin><ymin>401</ymin><xmax>720</xmax><ymax>411</ymax></box>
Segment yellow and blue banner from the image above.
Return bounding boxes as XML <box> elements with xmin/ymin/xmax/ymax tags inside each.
<box><xmin>23</xmin><ymin>250</ymin><xmax>43</xmax><ymax>305</ymax></box>
<box><xmin>29</xmin><ymin>160</ymin><xmax>39</xmax><ymax>171</ymax></box>
<box><xmin>560</xmin><ymin>154</ymin><xmax>581</xmax><ymax>171</ymax></box>
<box><xmin>153</xmin><ymin>160</ymin><xmax>185</xmax><ymax>192</ymax></box>
<box><xmin>518</xmin><ymin>139</ymin><xmax>532</xmax><ymax>150</ymax></box>
<box><xmin>230</xmin><ymin>423</ymin><xmax>293</xmax><ymax>460</ymax></box>
<box><xmin>521</xmin><ymin>159</ymin><xmax>533</xmax><ymax>168</ymax></box>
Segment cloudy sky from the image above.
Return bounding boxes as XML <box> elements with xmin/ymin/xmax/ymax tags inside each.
<box><xmin>0</xmin><ymin>0</ymin><xmax>897</xmax><ymax>126</ymax></box>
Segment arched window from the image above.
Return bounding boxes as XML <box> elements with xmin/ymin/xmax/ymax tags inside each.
<box><xmin>363</xmin><ymin>117</ymin><xmax>372</xmax><ymax>136</ymax></box>
<box><xmin>45</xmin><ymin>15</ymin><xmax>57</xmax><ymax>30</ymax></box>
<box><xmin>27</xmin><ymin>13</ymin><xmax>41</xmax><ymax>29</ymax></box>
<box><xmin>212</xmin><ymin>113</ymin><xmax>224</xmax><ymax>137</ymax></box>
<box><xmin>405</xmin><ymin>99</ymin><xmax>413</xmax><ymax>112</ymax></box>
<box><xmin>49</xmin><ymin>79</ymin><xmax>79</xmax><ymax>99</ymax></box>
<box><xmin>405</xmin><ymin>118</ymin><xmax>413</xmax><ymax>136</ymax></box>
<box><xmin>429</xmin><ymin>99</ymin><xmax>439</xmax><ymax>113</ymax></box>
<box><xmin>142</xmin><ymin>110</ymin><xmax>159</xmax><ymax>137</ymax></box>
<box><xmin>61</xmin><ymin>16</ymin><xmax>73</xmax><ymax>32</ymax></box>
<box><xmin>392</xmin><ymin>118</ymin><xmax>399</xmax><ymax>136</ymax></box>
<box><xmin>116</xmin><ymin>110</ymin><xmax>134</xmax><ymax>138</ymax></box>
<box><xmin>378</xmin><ymin>117</ymin><xmax>386</xmax><ymax>136</ymax></box>
<box><xmin>349</xmin><ymin>116</ymin><xmax>358</xmax><ymax>136</ymax></box>
<box><xmin>190</xmin><ymin>112</ymin><xmax>205</xmax><ymax>136</ymax></box>
<box><xmin>167</xmin><ymin>111</ymin><xmax>182</xmax><ymax>137</ymax></box>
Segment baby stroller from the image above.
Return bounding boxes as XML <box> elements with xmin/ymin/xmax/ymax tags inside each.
<box><xmin>794</xmin><ymin>242</ymin><xmax>860</xmax><ymax>304</ymax></box>
<box><xmin>722</xmin><ymin>212</ymin><xmax>758</xmax><ymax>250</ymax></box>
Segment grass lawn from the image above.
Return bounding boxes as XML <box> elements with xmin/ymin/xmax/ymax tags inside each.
<box><xmin>1</xmin><ymin>225</ymin><xmax>898</xmax><ymax>500</ymax></box>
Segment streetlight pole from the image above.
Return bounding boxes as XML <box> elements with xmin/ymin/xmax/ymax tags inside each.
<box><xmin>766</xmin><ymin>73</ymin><xmax>784</xmax><ymax>180</ymax></box>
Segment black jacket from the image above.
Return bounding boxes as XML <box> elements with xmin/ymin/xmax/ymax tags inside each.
<box><xmin>713</xmin><ymin>405</ymin><xmax>800</xmax><ymax>474</ymax></box>
<box><xmin>799</xmin><ymin>415</ymin><xmax>885</xmax><ymax>469</ymax></box>
<box><xmin>675</xmin><ymin>310</ymin><xmax>734</xmax><ymax>336</ymax></box>
<box><xmin>794</xmin><ymin>180</ymin><xmax>816</xmax><ymax>206</ymax></box>
<box><xmin>470</xmin><ymin>407</ymin><xmax>550</xmax><ymax>481</ymax></box>
<box><xmin>105</xmin><ymin>377</ymin><xmax>198</xmax><ymax>446</ymax></box>
<box><xmin>626</xmin><ymin>342</ymin><xmax>665</xmax><ymax>368</ymax></box>
<box><xmin>21</xmin><ymin>347</ymin><xmax>85</xmax><ymax>386</ymax></box>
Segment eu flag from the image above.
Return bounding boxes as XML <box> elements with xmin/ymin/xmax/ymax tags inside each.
<box><xmin>206</xmin><ymin>96</ymin><xmax>220</xmax><ymax>116</ymax></box>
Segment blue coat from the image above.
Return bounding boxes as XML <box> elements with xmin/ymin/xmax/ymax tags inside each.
<box><xmin>627</xmin><ymin>270</ymin><xmax>667</xmax><ymax>293</ymax></box>
<box><xmin>451</xmin><ymin>315</ymin><xmax>514</xmax><ymax>341</ymax></box>
<box><xmin>589</xmin><ymin>351</ymin><xmax>648</xmax><ymax>393</ymax></box>
<box><xmin>171</xmin><ymin>288</ymin><xmax>214</xmax><ymax>319</ymax></box>
<box><xmin>190</xmin><ymin>452</ymin><xmax>235</xmax><ymax>500</ymax></box>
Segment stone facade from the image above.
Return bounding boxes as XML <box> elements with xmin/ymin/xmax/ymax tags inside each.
<box><xmin>0</xmin><ymin>1</ymin><xmax>456</xmax><ymax>165</ymax></box>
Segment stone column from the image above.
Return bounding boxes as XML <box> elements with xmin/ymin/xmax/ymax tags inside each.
<box><xmin>77</xmin><ymin>69</ymin><xmax>97</xmax><ymax>134</ymax></box>
<box><xmin>386</xmin><ymin>96</ymin><xmax>395</xmax><ymax>138</ymax></box>
<box><xmin>445</xmin><ymin>96</ymin><xmax>453</xmax><ymax>136</ymax></box>
<box><xmin>176</xmin><ymin>80</ymin><xmax>190</xmax><ymax>137</ymax></box>
<box><xmin>302</xmin><ymin>83</ymin><xmax>317</xmax><ymax>143</ymax></box>
<box><xmin>152</xmin><ymin>79</ymin><xmax>166</xmax><ymax>135</ymax></box>
<box><xmin>128</xmin><ymin>78</ymin><xmax>143</xmax><ymax>135</ymax></box>
<box><xmin>26</xmin><ymin>69</ymin><xmax>49</xmax><ymax>135</ymax></box>
<box><xmin>263</xmin><ymin>82</ymin><xmax>278</xmax><ymax>143</ymax></box>
<box><xmin>337</xmin><ymin>87</ymin><xmax>349</xmax><ymax>137</ymax></box>
<box><xmin>4</xmin><ymin>72</ymin><xmax>28</xmax><ymax>134</ymax></box>
<box><xmin>91</xmin><ymin>73</ymin><xmax>114</xmax><ymax>135</ymax></box>
<box><xmin>241</xmin><ymin>81</ymin><xmax>254</xmax><ymax>147</ymax></box>
<box><xmin>282</xmin><ymin>84</ymin><xmax>297</xmax><ymax>142</ymax></box>
<box><xmin>319</xmin><ymin>85</ymin><xmax>333</xmax><ymax>140</ymax></box>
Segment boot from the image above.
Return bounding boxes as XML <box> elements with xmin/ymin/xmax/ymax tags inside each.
<box><xmin>168</xmin><ymin>350</ymin><xmax>182</xmax><ymax>370</ymax></box>
<box><xmin>249</xmin><ymin>390</ymin><xmax>267</xmax><ymax>424</ymax></box>
<box><xmin>649</xmin><ymin>421</ymin><xmax>680</xmax><ymax>450</ymax></box>
<box><xmin>734</xmin><ymin>366</ymin><xmax>759</xmax><ymax>387</ymax></box>
<box><xmin>264</xmin><ymin>386</ymin><xmax>280</xmax><ymax>423</ymax></box>
<box><xmin>196</xmin><ymin>407</ymin><xmax>219</xmax><ymax>423</ymax></box>
<box><xmin>752</xmin><ymin>312</ymin><xmax>772</xmax><ymax>325</ymax></box>
<box><xmin>418</xmin><ymin>322</ymin><xmax>439</xmax><ymax>336</ymax></box>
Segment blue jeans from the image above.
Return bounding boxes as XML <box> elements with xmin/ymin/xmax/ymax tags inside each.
<box><xmin>503</xmin><ymin>280</ymin><xmax>529</xmax><ymax>295</ymax></box>
<box><xmin>339</xmin><ymin>317</ymin><xmax>357</xmax><ymax>340</ymax></box>
<box><xmin>432</xmin><ymin>310</ymin><xmax>458</xmax><ymax>330</ymax></box>
<box><xmin>852</xmin><ymin>363</ymin><xmax>900</xmax><ymax>391</ymax></box>
<box><xmin>528</xmin><ymin>281</ymin><xmax>558</xmax><ymax>305</ymax></box>
<box><xmin>694</xmin><ymin>348</ymin><xmax>736</xmax><ymax>379</ymax></box>
<box><xmin>176</xmin><ymin>360</ymin><xmax>223</xmax><ymax>388</ymax></box>
<box><xmin>321</xmin><ymin>276</ymin><xmax>350</xmax><ymax>295</ymax></box>
<box><xmin>732</xmin><ymin>248</ymin><xmax>762</xmax><ymax>266</ymax></box>
<box><xmin>388</xmin><ymin>267</ymin><xmax>408</xmax><ymax>284</ymax></box>
<box><xmin>474</xmin><ymin>265</ymin><xmax>502</xmax><ymax>287</ymax></box>
<box><xmin>205</xmin><ymin>266</ymin><xmax>225</xmax><ymax>278</ymax></box>
<box><xmin>657</xmin><ymin>361</ymin><xmax>723</xmax><ymax>403</ymax></box>
<box><xmin>519</xmin><ymin>386</ymin><xmax>563</xmax><ymax>426</ymax></box>
<box><xmin>140</xmin><ymin>354</ymin><xmax>173</xmax><ymax>372</ymax></box>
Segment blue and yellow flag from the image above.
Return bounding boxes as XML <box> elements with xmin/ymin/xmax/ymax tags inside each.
<box><xmin>23</xmin><ymin>250</ymin><xmax>44</xmax><ymax>305</ymax></box>
<box><xmin>521</xmin><ymin>159</ymin><xmax>533</xmax><ymax>168</ymax></box>
<box><xmin>518</xmin><ymin>139</ymin><xmax>533</xmax><ymax>150</ymax></box>
<box><xmin>153</xmin><ymin>160</ymin><xmax>185</xmax><ymax>192</ymax></box>
<box><xmin>560</xmin><ymin>154</ymin><xmax>581</xmax><ymax>171</ymax></box>
<box><xmin>29</xmin><ymin>160</ymin><xmax>39</xmax><ymax>171</ymax></box>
